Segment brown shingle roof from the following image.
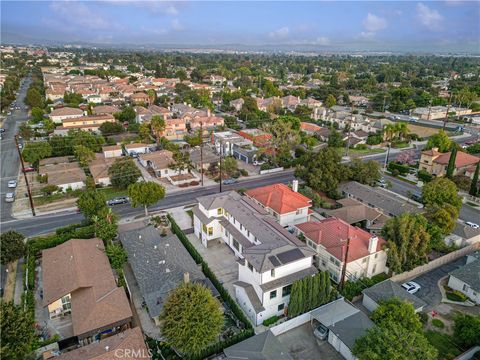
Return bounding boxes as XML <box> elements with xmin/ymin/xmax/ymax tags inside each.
<box><xmin>42</xmin><ymin>239</ymin><xmax>132</xmax><ymax>337</ymax></box>
<box><xmin>50</xmin><ymin>107</ymin><xmax>84</xmax><ymax>117</ymax></box>
<box><xmin>434</xmin><ymin>151</ymin><xmax>480</xmax><ymax>168</ymax></box>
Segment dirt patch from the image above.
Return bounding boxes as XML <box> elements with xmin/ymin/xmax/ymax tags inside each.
<box><xmin>3</xmin><ymin>261</ymin><xmax>17</xmax><ymax>302</ymax></box>
<box><xmin>408</xmin><ymin>124</ymin><xmax>440</xmax><ymax>138</ymax></box>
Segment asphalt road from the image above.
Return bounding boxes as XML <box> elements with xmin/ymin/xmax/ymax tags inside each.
<box><xmin>1</xmin><ymin>170</ymin><xmax>296</xmax><ymax>237</ymax></box>
<box><xmin>0</xmin><ymin>76</ymin><xmax>31</xmax><ymax>223</ymax></box>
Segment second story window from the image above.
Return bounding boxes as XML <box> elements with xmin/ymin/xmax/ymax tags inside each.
<box><xmin>247</xmin><ymin>262</ymin><xmax>254</xmax><ymax>272</ymax></box>
<box><xmin>217</xmin><ymin>208</ymin><xmax>223</xmax><ymax>215</ymax></box>
<box><xmin>271</xmin><ymin>269</ymin><xmax>275</xmax><ymax>277</ymax></box>
<box><xmin>282</xmin><ymin>284</ymin><xmax>292</xmax><ymax>297</ymax></box>
<box><xmin>270</xmin><ymin>290</ymin><xmax>277</xmax><ymax>299</ymax></box>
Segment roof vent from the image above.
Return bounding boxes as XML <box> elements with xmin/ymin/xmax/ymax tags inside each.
<box><xmin>154</xmin><ymin>245</ymin><xmax>157</xmax><ymax>250</ymax></box>
<box><xmin>166</xmin><ymin>268</ymin><xmax>171</xmax><ymax>273</ymax></box>
<box><xmin>105</xmin><ymin>346</ymin><xmax>109</xmax><ymax>352</ymax></box>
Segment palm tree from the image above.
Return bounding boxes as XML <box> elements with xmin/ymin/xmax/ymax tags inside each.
<box><xmin>383</xmin><ymin>124</ymin><xmax>396</xmax><ymax>141</ymax></box>
<box><xmin>395</xmin><ymin>122</ymin><xmax>409</xmax><ymax>141</ymax></box>
<box><xmin>151</xmin><ymin>115</ymin><xmax>166</xmax><ymax>146</ymax></box>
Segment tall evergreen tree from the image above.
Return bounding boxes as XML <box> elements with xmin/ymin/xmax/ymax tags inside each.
<box><xmin>446</xmin><ymin>147</ymin><xmax>457</xmax><ymax>178</ymax></box>
<box><xmin>469</xmin><ymin>162</ymin><xmax>480</xmax><ymax>196</ymax></box>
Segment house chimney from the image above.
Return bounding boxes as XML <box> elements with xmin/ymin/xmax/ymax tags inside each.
<box><xmin>368</xmin><ymin>236</ymin><xmax>378</xmax><ymax>254</ymax></box>
<box><xmin>292</xmin><ymin>180</ymin><xmax>299</xmax><ymax>193</ymax></box>
<box><xmin>183</xmin><ymin>272</ymin><xmax>190</xmax><ymax>284</ymax></box>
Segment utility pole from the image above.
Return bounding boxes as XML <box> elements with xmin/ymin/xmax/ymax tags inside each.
<box><xmin>219</xmin><ymin>152</ymin><xmax>223</xmax><ymax>193</ymax></box>
<box><xmin>339</xmin><ymin>237</ymin><xmax>351</xmax><ymax>291</ymax></box>
<box><xmin>200</xmin><ymin>122</ymin><xmax>204</xmax><ymax>186</ymax></box>
<box><xmin>15</xmin><ymin>135</ymin><xmax>35</xmax><ymax>216</ymax></box>
<box><xmin>443</xmin><ymin>92</ymin><xmax>452</xmax><ymax>130</ymax></box>
<box><xmin>383</xmin><ymin>143</ymin><xmax>391</xmax><ymax>170</ymax></box>
<box><xmin>345</xmin><ymin>103</ymin><xmax>354</xmax><ymax>157</ymax></box>
<box><xmin>382</xmin><ymin>95</ymin><xmax>387</xmax><ymax>113</ymax></box>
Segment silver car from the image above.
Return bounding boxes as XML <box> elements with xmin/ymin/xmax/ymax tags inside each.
<box><xmin>314</xmin><ymin>323</ymin><xmax>329</xmax><ymax>340</ymax></box>
<box><xmin>7</xmin><ymin>180</ymin><xmax>17</xmax><ymax>188</ymax></box>
<box><xmin>5</xmin><ymin>193</ymin><xmax>15</xmax><ymax>203</ymax></box>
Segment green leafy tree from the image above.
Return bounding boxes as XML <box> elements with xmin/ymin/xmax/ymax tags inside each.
<box><xmin>453</xmin><ymin>314</ymin><xmax>480</xmax><ymax>348</ymax></box>
<box><xmin>25</xmin><ymin>87</ymin><xmax>43</xmax><ymax>108</ymax></box>
<box><xmin>262</xmin><ymin>118</ymin><xmax>300</xmax><ymax>160</ymax></box>
<box><xmin>425</xmin><ymin>130</ymin><xmax>452</xmax><ymax>152</ymax></box>
<box><xmin>422</xmin><ymin>177</ymin><xmax>462</xmax><ymax>211</ymax></box>
<box><xmin>74</xmin><ymin>145</ymin><xmax>95</xmax><ymax>167</ymax></box>
<box><xmin>30</xmin><ymin>107</ymin><xmax>44</xmax><ymax>123</ymax></box>
<box><xmin>161</xmin><ymin>283</ymin><xmax>223</xmax><ymax>356</ymax></box>
<box><xmin>115</xmin><ymin>106</ymin><xmax>136</xmax><ymax>123</ymax></box>
<box><xmin>348</xmin><ymin>159</ymin><xmax>381</xmax><ymax>186</ymax></box>
<box><xmin>382</xmin><ymin>213</ymin><xmax>431</xmax><ymax>272</ymax></box>
<box><xmin>352</xmin><ymin>323</ymin><xmax>437</xmax><ymax>360</ymax></box>
<box><xmin>41</xmin><ymin>184</ymin><xmax>59</xmax><ymax>197</ymax></box>
<box><xmin>370</xmin><ymin>298</ymin><xmax>422</xmax><ymax>333</ymax></box>
<box><xmin>76</xmin><ymin>190</ymin><xmax>107</xmax><ymax>221</ymax></box>
<box><xmin>69</xmin><ymin>129</ymin><xmax>105</xmax><ymax>152</ymax></box>
<box><xmin>108</xmin><ymin>157</ymin><xmax>141</xmax><ymax>189</ymax></box>
<box><xmin>151</xmin><ymin>115</ymin><xmax>166</xmax><ymax>144</ymax></box>
<box><xmin>0</xmin><ymin>302</ymin><xmax>35</xmax><ymax>360</ymax></box>
<box><xmin>106</xmin><ymin>244</ymin><xmax>127</xmax><ymax>270</ymax></box>
<box><xmin>469</xmin><ymin>162</ymin><xmax>479</xmax><ymax>196</ymax></box>
<box><xmin>327</xmin><ymin>128</ymin><xmax>345</xmax><ymax>148</ymax></box>
<box><xmin>222</xmin><ymin>156</ymin><xmax>238</xmax><ymax>178</ymax></box>
<box><xmin>169</xmin><ymin>151</ymin><xmax>194</xmax><ymax>174</ymax></box>
<box><xmin>128</xmin><ymin>181</ymin><xmax>165</xmax><ymax>216</ymax></box>
<box><xmin>425</xmin><ymin>203</ymin><xmax>458</xmax><ymax>235</ymax></box>
<box><xmin>295</xmin><ymin>147</ymin><xmax>349</xmax><ymax>197</ymax></box>
<box><xmin>99</xmin><ymin>121</ymin><xmax>124</xmax><ymax>136</ymax></box>
<box><xmin>446</xmin><ymin>147</ymin><xmax>457</xmax><ymax>178</ymax></box>
<box><xmin>22</xmin><ymin>141</ymin><xmax>52</xmax><ymax>165</ymax></box>
<box><xmin>325</xmin><ymin>94</ymin><xmax>337</xmax><ymax>108</ymax></box>
<box><xmin>97</xmin><ymin>218</ymin><xmax>118</xmax><ymax>244</ymax></box>
<box><xmin>184</xmin><ymin>129</ymin><xmax>203</xmax><ymax>147</ymax></box>
<box><xmin>138</xmin><ymin>122</ymin><xmax>152</xmax><ymax>143</ymax></box>
<box><xmin>0</xmin><ymin>231</ymin><xmax>25</xmax><ymax>265</ymax></box>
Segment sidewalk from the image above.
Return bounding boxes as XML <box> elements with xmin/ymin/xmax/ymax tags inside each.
<box><xmin>13</xmin><ymin>258</ymin><xmax>24</xmax><ymax>306</ymax></box>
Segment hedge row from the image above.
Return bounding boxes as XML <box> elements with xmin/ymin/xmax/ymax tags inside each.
<box><xmin>167</xmin><ymin>215</ymin><xmax>254</xmax><ymax>360</ymax></box>
<box><xmin>340</xmin><ymin>272</ymin><xmax>389</xmax><ymax>301</ymax></box>
<box><xmin>387</xmin><ymin>162</ymin><xmax>410</xmax><ymax>176</ymax></box>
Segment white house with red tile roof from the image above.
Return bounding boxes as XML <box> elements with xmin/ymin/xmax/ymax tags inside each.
<box><xmin>295</xmin><ymin>218</ymin><xmax>387</xmax><ymax>282</ymax></box>
<box><xmin>245</xmin><ymin>182</ymin><xmax>312</xmax><ymax>227</ymax></box>
<box><xmin>419</xmin><ymin>147</ymin><xmax>480</xmax><ymax>178</ymax></box>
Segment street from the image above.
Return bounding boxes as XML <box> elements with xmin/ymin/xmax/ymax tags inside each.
<box><xmin>0</xmin><ymin>76</ymin><xmax>32</xmax><ymax>223</ymax></box>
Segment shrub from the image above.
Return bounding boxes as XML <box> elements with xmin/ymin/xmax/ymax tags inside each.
<box><xmin>387</xmin><ymin>162</ymin><xmax>410</xmax><ymax>175</ymax></box>
<box><xmin>355</xmin><ymin>144</ymin><xmax>368</xmax><ymax>150</ymax></box>
<box><xmin>432</xmin><ymin>319</ymin><xmax>445</xmax><ymax>328</ymax></box>
<box><xmin>418</xmin><ymin>170</ymin><xmax>433</xmax><ymax>183</ymax></box>
<box><xmin>341</xmin><ymin>273</ymin><xmax>389</xmax><ymax>301</ymax></box>
<box><xmin>262</xmin><ymin>315</ymin><xmax>279</xmax><ymax>327</ymax></box>
<box><xmin>418</xmin><ymin>312</ymin><xmax>428</xmax><ymax>324</ymax></box>
<box><xmin>239</xmin><ymin>169</ymin><xmax>248</xmax><ymax>176</ymax></box>
<box><xmin>391</xmin><ymin>169</ymin><xmax>400</xmax><ymax>177</ymax></box>
<box><xmin>446</xmin><ymin>290</ymin><xmax>468</xmax><ymax>302</ymax></box>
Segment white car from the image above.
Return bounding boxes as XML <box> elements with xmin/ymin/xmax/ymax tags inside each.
<box><xmin>7</xmin><ymin>180</ymin><xmax>17</xmax><ymax>188</ymax></box>
<box><xmin>5</xmin><ymin>193</ymin><xmax>15</xmax><ymax>203</ymax></box>
<box><xmin>465</xmin><ymin>222</ymin><xmax>479</xmax><ymax>229</ymax></box>
<box><xmin>401</xmin><ymin>281</ymin><xmax>421</xmax><ymax>294</ymax></box>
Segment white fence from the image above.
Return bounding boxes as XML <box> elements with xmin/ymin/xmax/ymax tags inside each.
<box><xmin>259</xmin><ymin>167</ymin><xmax>284</xmax><ymax>175</ymax></box>
<box><xmin>269</xmin><ymin>311</ymin><xmax>311</xmax><ymax>336</ymax></box>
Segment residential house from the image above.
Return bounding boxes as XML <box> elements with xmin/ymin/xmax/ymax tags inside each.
<box><xmin>295</xmin><ymin>218</ymin><xmax>388</xmax><ymax>282</ymax></box>
<box><xmin>124</xmin><ymin>143</ymin><xmax>151</xmax><ymax>156</ymax></box>
<box><xmin>102</xmin><ymin>144</ymin><xmax>123</xmax><ymax>158</ymax></box>
<box><xmin>325</xmin><ymin>198</ymin><xmax>389</xmax><ymax>234</ymax></box>
<box><xmin>412</xmin><ymin>106</ymin><xmax>472</xmax><ymax>120</ymax></box>
<box><xmin>91</xmin><ymin>105</ymin><xmax>119</xmax><ymax>116</ymax></box>
<box><xmin>49</xmin><ymin>107</ymin><xmax>84</xmax><ymax>124</ymax></box>
<box><xmin>39</xmin><ymin>157</ymin><xmax>86</xmax><ymax>191</ymax></box>
<box><xmin>130</xmin><ymin>92</ymin><xmax>151</xmax><ymax>106</ymax></box>
<box><xmin>245</xmin><ymin>182</ymin><xmax>312</xmax><ymax>227</ymax></box>
<box><xmin>339</xmin><ymin>181</ymin><xmax>423</xmax><ymax>217</ymax></box>
<box><xmin>230</xmin><ymin>98</ymin><xmax>244</xmax><ymax>112</ymax></box>
<box><xmin>447</xmin><ymin>252</ymin><xmax>480</xmax><ymax>305</ymax></box>
<box><xmin>119</xmin><ymin>226</ymin><xmax>219</xmax><ymax>326</ymax></box>
<box><xmin>87</xmin><ymin>94</ymin><xmax>102</xmax><ymax>104</ymax></box>
<box><xmin>56</xmin><ymin>114</ymin><xmax>116</xmax><ymax>134</ymax></box>
<box><xmin>362</xmin><ymin>279</ymin><xmax>427</xmax><ymax>313</ymax></box>
<box><xmin>419</xmin><ymin>147</ymin><xmax>480</xmax><ymax>178</ymax></box>
<box><xmin>212</xmin><ymin>131</ymin><xmax>248</xmax><ymax>156</ymax></box>
<box><xmin>238</xmin><ymin>128</ymin><xmax>272</xmax><ymax>148</ymax></box>
<box><xmin>42</xmin><ymin>238</ymin><xmax>132</xmax><ymax>344</ymax></box>
<box><xmin>281</xmin><ymin>95</ymin><xmax>301</xmax><ymax>111</ymax></box>
<box><xmin>300</xmin><ymin>122</ymin><xmax>323</xmax><ymax>136</ymax></box>
<box><xmin>54</xmin><ymin>328</ymin><xmax>150</xmax><ymax>360</ymax></box>
<box><xmin>223</xmin><ymin>330</ymin><xmax>293</xmax><ymax>360</ymax></box>
<box><xmin>188</xmin><ymin>147</ymin><xmax>218</xmax><ymax>172</ymax></box>
<box><xmin>192</xmin><ymin>191</ymin><xmax>317</xmax><ymax>325</ymax></box>
<box><xmin>138</xmin><ymin>150</ymin><xmax>183</xmax><ymax>178</ymax></box>
<box><xmin>88</xmin><ymin>154</ymin><xmax>117</xmax><ymax>186</ymax></box>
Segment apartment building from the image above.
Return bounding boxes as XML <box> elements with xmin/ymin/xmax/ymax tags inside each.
<box><xmin>192</xmin><ymin>191</ymin><xmax>317</xmax><ymax>325</ymax></box>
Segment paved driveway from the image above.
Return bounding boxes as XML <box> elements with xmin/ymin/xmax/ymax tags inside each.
<box><xmin>277</xmin><ymin>323</ymin><xmax>343</xmax><ymax>360</ymax></box>
<box><xmin>407</xmin><ymin>257</ymin><xmax>466</xmax><ymax>310</ymax></box>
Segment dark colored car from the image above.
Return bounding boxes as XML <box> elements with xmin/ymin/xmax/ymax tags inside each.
<box><xmin>410</xmin><ymin>193</ymin><xmax>422</xmax><ymax>203</ymax></box>
<box><xmin>107</xmin><ymin>196</ymin><xmax>129</xmax><ymax>206</ymax></box>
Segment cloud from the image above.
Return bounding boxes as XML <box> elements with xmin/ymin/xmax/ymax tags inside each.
<box><xmin>105</xmin><ymin>0</ymin><xmax>179</xmax><ymax>15</ymax></box>
<box><xmin>357</xmin><ymin>32</ymin><xmax>376</xmax><ymax>40</ymax></box>
<box><xmin>49</xmin><ymin>1</ymin><xmax>111</xmax><ymax>30</ymax></box>
<box><xmin>314</xmin><ymin>37</ymin><xmax>330</xmax><ymax>46</ymax></box>
<box><xmin>171</xmin><ymin>18</ymin><xmax>184</xmax><ymax>31</ymax></box>
<box><xmin>362</xmin><ymin>13</ymin><xmax>387</xmax><ymax>32</ymax></box>
<box><xmin>417</xmin><ymin>3</ymin><xmax>443</xmax><ymax>30</ymax></box>
<box><xmin>268</xmin><ymin>27</ymin><xmax>290</xmax><ymax>40</ymax></box>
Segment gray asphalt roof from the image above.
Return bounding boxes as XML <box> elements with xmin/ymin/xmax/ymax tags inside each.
<box><xmin>224</xmin><ymin>330</ymin><xmax>293</xmax><ymax>360</ymax></box>
<box><xmin>327</xmin><ymin>311</ymin><xmax>374</xmax><ymax>349</ymax></box>
<box><xmin>260</xmin><ymin>266</ymin><xmax>318</xmax><ymax>292</ymax></box>
<box><xmin>310</xmin><ymin>298</ymin><xmax>359</xmax><ymax>327</ymax></box>
<box><xmin>118</xmin><ymin>226</ymin><xmax>212</xmax><ymax>318</ymax></box>
<box><xmin>196</xmin><ymin>191</ymin><xmax>314</xmax><ymax>272</ymax></box>
<box><xmin>362</xmin><ymin>280</ymin><xmax>427</xmax><ymax>310</ymax></box>
<box><xmin>339</xmin><ymin>181</ymin><xmax>423</xmax><ymax>217</ymax></box>
<box><xmin>233</xmin><ymin>281</ymin><xmax>265</xmax><ymax>313</ymax></box>
<box><xmin>449</xmin><ymin>259</ymin><xmax>480</xmax><ymax>293</ymax></box>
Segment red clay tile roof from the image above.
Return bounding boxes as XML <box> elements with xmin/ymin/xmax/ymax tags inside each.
<box><xmin>245</xmin><ymin>183</ymin><xmax>312</xmax><ymax>214</ymax></box>
<box><xmin>421</xmin><ymin>149</ymin><xmax>441</xmax><ymax>157</ymax></box>
<box><xmin>300</xmin><ymin>122</ymin><xmax>322</xmax><ymax>133</ymax></box>
<box><xmin>295</xmin><ymin>218</ymin><xmax>386</xmax><ymax>262</ymax></box>
<box><xmin>42</xmin><ymin>238</ymin><xmax>132</xmax><ymax>337</ymax></box>
<box><xmin>434</xmin><ymin>151</ymin><xmax>480</xmax><ymax>168</ymax></box>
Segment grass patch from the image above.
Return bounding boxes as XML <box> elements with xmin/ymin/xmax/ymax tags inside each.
<box><xmin>337</xmin><ymin>148</ymin><xmax>385</xmax><ymax>158</ymax></box>
<box><xmin>97</xmin><ymin>187</ymin><xmax>128</xmax><ymax>200</ymax></box>
<box><xmin>466</xmin><ymin>201</ymin><xmax>479</xmax><ymax>208</ymax></box>
<box><xmin>424</xmin><ymin>331</ymin><xmax>461</xmax><ymax>360</ymax></box>
<box><xmin>432</xmin><ymin>319</ymin><xmax>445</xmax><ymax>329</ymax></box>
<box><xmin>33</xmin><ymin>190</ymin><xmax>82</xmax><ymax>206</ymax></box>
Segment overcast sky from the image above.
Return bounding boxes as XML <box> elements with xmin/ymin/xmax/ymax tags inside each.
<box><xmin>2</xmin><ymin>1</ymin><xmax>479</xmax><ymax>52</ymax></box>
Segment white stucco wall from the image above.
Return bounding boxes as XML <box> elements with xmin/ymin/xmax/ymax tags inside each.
<box><xmin>448</xmin><ymin>276</ymin><xmax>480</xmax><ymax>304</ymax></box>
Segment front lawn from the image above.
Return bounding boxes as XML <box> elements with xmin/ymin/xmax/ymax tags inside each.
<box><xmin>336</xmin><ymin>148</ymin><xmax>386</xmax><ymax>158</ymax></box>
<box><xmin>424</xmin><ymin>331</ymin><xmax>461</xmax><ymax>360</ymax></box>
<box><xmin>97</xmin><ymin>187</ymin><xmax>128</xmax><ymax>200</ymax></box>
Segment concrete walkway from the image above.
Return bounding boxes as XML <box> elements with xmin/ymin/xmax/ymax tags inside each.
<box><xmin>13</xmin><ymin>258</ymin><xmax>24</xmax><ymax>305</ymax></box>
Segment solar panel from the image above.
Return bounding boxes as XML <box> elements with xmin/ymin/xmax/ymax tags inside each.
<box><xmin>268</xmin><ymin>256</ymin><xmax>281</xmax><ymax>267</ymax></box>
<box><xmin>276</xmin><ymin>248</ymin><xmax>304</xmax><ymax>264</ymax></box>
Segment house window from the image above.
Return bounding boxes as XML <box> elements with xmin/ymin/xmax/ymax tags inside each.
<box><xmin>296</xmin><ymin>209</ymin><xmax>301</xmax><ymax>215</ymax></box>
<box><xmin>217</xmin><ymin>208</ymin><xmax>223</xmax><ymax>215</ymax></box>
<box><xmin>278</xmin><ymin>303</ymin><xmax>285</xmax><ymax>311</ymax></box>
<box><xmin>202</xmin><ymin>224</ymin><xmax>207</xmax><ymax>233</ymax></box>
<box><xmin>375</xmin><ymin>253</ymin><xmax>378</xmax><ymax>259</ymax></box>
<box><xmin>247</xmin><ymin>262</ymin><xmax>254</xmax><ymax>272</ymax></box>
<box><xmin>282</xmin><ymin>284</ymin><xmax>292</xmax><ymax>297</ymax></box>
<box><xmin>463</xmin><ymin>284</ymin><xmax>470</xmax><ymax>292</ymax></box>
<box><xmin>270</xmin><ymin>290</ymin><xmax>277</xmax><ymax>299</ymax></box>
<box><xmin>61</xmin><ymin>295</ymin><xmax>71</xmax><ymax>311</ymax></box>
<box><xmin>271</xmin><ymin>269</ymin><xmax>275</xmax><ymax>277</ymax></box>
<box><xmin>372</xmin><ymin>264</ymin><xmax>377</xmax><ymax>274</ymax></box>
<box><xmin>232</xmin><ymin>239</ymin><xmax>240</xmax><ymax>251</ymax></box>
<box><xmin>207</xmin><ymin>227</ymin><xmax>213</xmax><ymax>236</ymax></box>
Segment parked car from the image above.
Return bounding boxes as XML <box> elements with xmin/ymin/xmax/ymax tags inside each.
<box><xmin>465</xmin><ymin>222</ymin><xmax>479</xmax><ymax>229</ymax></box>
<box><xmin>223</xmin><ymin>178</ymin><xmax>237</xmax><ymax>185</ymax></box>
<box><xmin>314</xmin><ymin>323</ymin><xmax>329</xmax><ymax>340</ymax></box>
<box><xmin>23</xmin><ymin>166</ymin><xmax>35</xmax><ymax>173</ymax></box>
<box><xmin>0</xmin><ymin>128</ymin><xmax>5</xmax><ymax>133</ymax></box>
<box><xmin>18</xmin><ymin>143</ymin><xmax>23</xmax><ymax>149</ymax></box>
<box><xmin>7</xmin><ymin>180</ymin><xmax>17</xmax><ymax>188</ymax></box>
<box><xmin>401</xmin><ymin>281</ymin><xmax>421</xmax><ymax>294</ymax></box>
<box><xmin>410</xmin><ymin>193</ymin><xmax>422</xmax><ymax>203</ymax></box>
<box><xmin>5</xmin><ymin>193</ymin><xmax>15</xmax><ymax>203</ymax></box>
<box><xmin>107</xmin><ymin>196</ymin><xmax>129</xmax><ymax>206</ymax></box>
<box><xmin>377</xmin><ymin>179</ymin><xmax>387</xmax><ymax>188</ymax></box>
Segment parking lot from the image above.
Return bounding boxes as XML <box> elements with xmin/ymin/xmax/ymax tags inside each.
<box><xmin>277</xmin><ymin>323</ymin><xmax>343</xmax><ymax>360</ymax></box>
<box><xmin>406</xmin><ymin>256</ymin><xmax>466</xmax><ymax>310</ymax></box>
